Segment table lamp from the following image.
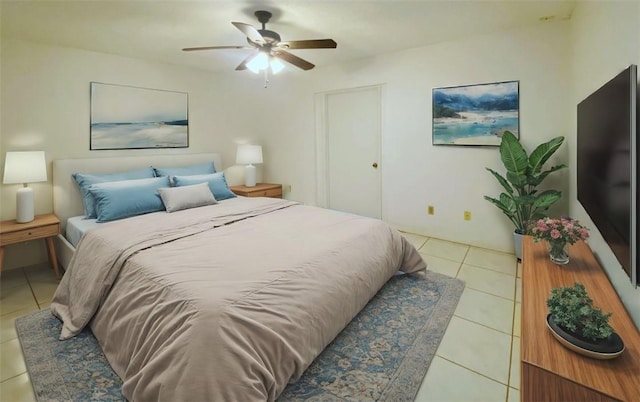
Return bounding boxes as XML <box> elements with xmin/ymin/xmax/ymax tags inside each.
<box><xmin>3</xmin><ymin>151</ymin><xmax>47</xmax><ymax>223</ymax></box>
<box><xmin>236</xmin><ymin>145</ymin><xmax>263</xmax><ymax>187</ymax></box>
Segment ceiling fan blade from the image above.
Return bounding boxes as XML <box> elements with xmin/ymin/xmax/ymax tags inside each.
<box><xmin>273</xmin><ymin>50</ymin><xmax>315</xmax><ymax>71</ymax></box>
<box><xmin>278</xmin><ymin>39</ymin><xmax>337</xmax><ymax>50</ymax></box>
<box><xmin>232</xmin><ymin>22</ymin><xmax>265</xmax><ymax>45</ymax></box>
<box><xmin>182</xmin><ymin>45</ymin><xmax>252</xmax><ymax>52</ymax></box>
<box><xmin>236</xmin><ymin>51</ymin><xmax>259</xmax><ymax>71</ymax></box>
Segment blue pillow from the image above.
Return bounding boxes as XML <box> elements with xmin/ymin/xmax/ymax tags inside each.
<box><xmin>173</xmin><ymin>172</ymin><xmax>236</xmax><ymax>201</ymax></box>
<box><xmin>88</xmin><ymin>176</ymin><xmax>170</xmax><ymax>222</ymax></box>
<box><xmin>73</xmin><ymin>167</ymin><xmax>155</xmax><ymax>218</ymax></box>
<box><xmin>152</xmin><ymin>162</ymin><xmax>216</xmax><ymax>184</ymax></box>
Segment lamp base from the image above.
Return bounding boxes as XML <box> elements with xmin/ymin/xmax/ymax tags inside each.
<box><xmin>244</xmin><ymin>164</ymin><xmax>257</xmax><ymax>187</ymax></box>
<box><xmin>16</xmin><ymin>187</ymin><xmax>35</xmax><ymax>223</ymax></box>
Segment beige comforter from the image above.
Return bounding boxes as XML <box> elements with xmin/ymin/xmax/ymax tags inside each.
<box><xmin>51</xmin><ymin>197</ymin><xmax>426</xmax><ymax>401</ymax></box>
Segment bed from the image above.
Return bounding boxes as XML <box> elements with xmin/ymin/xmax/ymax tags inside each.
<box><xmin>50</xmin><ymin>154</ymin><xmax>427</xmax><ymax>401</ymax></box>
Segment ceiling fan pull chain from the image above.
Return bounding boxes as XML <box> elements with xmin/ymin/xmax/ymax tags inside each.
<box><xmin>264</xmin><ymin>69</ymin><xmax>269</xmax><ymax>88</ymax></box>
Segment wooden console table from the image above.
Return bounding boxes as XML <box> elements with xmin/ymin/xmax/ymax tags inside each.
<box><xmin>521</xmin><ymin>237</ymin><xmax>640</xmax><ymax>401</ymax></box>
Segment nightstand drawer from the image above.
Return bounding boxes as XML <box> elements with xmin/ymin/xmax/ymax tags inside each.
<box><xmin>230</xmin><ymin>183</ymin><xmax>283</xmax><ymax>199</ymax></box>
<box><xmin>249</xmin><ymin>188</ymin><xmax>282</xmax><ymax>198</ymax></box>
<box><xmin>1</xmin><ymin>223</ymin><xmax>60</xmax><ymax>246</ymax></box>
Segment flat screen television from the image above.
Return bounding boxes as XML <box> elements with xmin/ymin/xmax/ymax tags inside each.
<box><xmin>577</xmin><ymin>64</ymin><xmax>638</xmax><ymax>285</ymax></box>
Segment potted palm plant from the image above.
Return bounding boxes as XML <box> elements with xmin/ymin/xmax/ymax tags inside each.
<box><xmin>484</xmin><ymin>131</ymin><xmax>566</xmax><ymax>259</ymax></box>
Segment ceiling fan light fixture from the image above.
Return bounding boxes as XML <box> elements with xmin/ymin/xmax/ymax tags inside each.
<box><xmin>183</xmin><ymin>10</ymin><xmax>336</xmax><ymax>77</ymax></box>
<box><xmin>247</xmin><ymin>51</ymin><xmax>269</xmax><ymax>74</ymax></box>
<box><xmin>270</xmin><ymin>57</ymin><xmax>285</xmax><ymax>74</ymax></box>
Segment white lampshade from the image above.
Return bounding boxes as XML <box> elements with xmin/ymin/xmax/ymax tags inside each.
<box><xmin>3</xmin><ymin>151</ymin><xmax>47</xmax><ymax>223</ymax></box>
<box><xmin>3</xmin><ymin>151</ymin><xmax>47</xmax><ymax>184</ymax></box>
<box><xmin>236</xmin><ymin>145</ymin><xmax>263</xmax><ymax>187</ymax></box>
<box><xmin>236</xmin><ymin>145</ymin><xmax>263</xmax><ymax>165</ymax></box>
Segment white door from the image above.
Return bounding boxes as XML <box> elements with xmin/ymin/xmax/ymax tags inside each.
<box><xmin>316</xmin><ymin>85</ymin><xmax>382</xmax><ymax>219</ymax></box>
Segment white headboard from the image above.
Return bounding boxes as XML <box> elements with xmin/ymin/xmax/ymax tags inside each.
<box><xmin>53</xmin><ymin>153</ymin><xmax>222</xmax><ymax>230</ymax></box>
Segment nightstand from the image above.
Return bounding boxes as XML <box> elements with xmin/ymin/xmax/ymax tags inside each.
<box><xmin>0</xmin><ymin>213</ymin><xmax>62</xmax><ymax>279</ymax></box>
<box><xmin>230</xmin><ymin>183</ymin><xmax>283</xmax><ymax>198</ymax></box>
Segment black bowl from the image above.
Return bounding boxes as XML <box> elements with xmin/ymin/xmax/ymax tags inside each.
<box><xmin>546</xmin><ymin>314</ymin><xmax>624</xmax><ymax>359</ymax></box>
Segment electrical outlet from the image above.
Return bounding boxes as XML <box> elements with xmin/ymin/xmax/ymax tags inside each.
<box><xmin>427</xmin><ymin>205</ymin><xmax>434</xmax><ymax>215</ymax></box>
<box><xmin>464</xmin><ymin>211</ymin><xmax>471</xmax><ymax>221</ymax></box>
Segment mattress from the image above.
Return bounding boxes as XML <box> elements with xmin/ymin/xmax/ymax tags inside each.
<box><xmin>51</xmin><ymin>197</ymin><xmax>427</xmax><ymax>401</ymax></box>
<box><xmin>65</xmin><ymin>216</ymin><xmax>101</xmax><ymax>248</ymax></box>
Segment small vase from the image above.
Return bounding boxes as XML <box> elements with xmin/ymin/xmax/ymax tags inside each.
<box><xmin>547</xmin><ymin>240</ymin><xmax>569</xmax><ymax>265</ymax></box>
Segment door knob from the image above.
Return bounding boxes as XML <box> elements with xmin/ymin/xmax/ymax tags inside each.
<box><xmin>372</xmin><ymin>162</ymin><xmax>378</xmax><ymax>169</ymax></box>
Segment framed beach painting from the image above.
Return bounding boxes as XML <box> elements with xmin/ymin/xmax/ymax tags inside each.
<box><xmin>90</xmin><ymin>82</ymin><xmax>188</xmax><ymax>150</ymax></box>
<box><xmin>432</xmin><ymin>80</ymin><xmax>519</xmax><ymax>146</ymax></box>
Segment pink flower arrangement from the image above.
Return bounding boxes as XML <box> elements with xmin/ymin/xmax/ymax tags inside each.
<box><xmin>531</xmin><ymin>217</ymin><xmax>590</xmax><ymax>245</ymax></box>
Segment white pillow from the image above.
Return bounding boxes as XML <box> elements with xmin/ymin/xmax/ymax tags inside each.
<box><xmin>158</xmin><ymin>182</ymin><xmax>217</xmax><ymax>213</ymax></box>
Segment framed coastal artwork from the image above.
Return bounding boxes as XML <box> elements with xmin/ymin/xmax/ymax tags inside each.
<box><xmin>90</xmin><ymin>82</ymin><xmax>188</xmax><ymax>150</ymax></box>
<box><xmin>432</xmin><ymin>80</ymin><xmax>519</xmax><ymax>146</ymax></box>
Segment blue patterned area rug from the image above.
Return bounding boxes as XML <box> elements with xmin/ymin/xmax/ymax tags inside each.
<box><xmin>16</xmin><ymin>271</ymin><xmax>464</xmax><ymax>401</ymax></box>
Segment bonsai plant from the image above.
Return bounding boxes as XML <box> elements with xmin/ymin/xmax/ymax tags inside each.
<box><xmin>484</xmin><ymin>131</ymin><xmax>567</xmax><ymax>258</ymax></box>
<box><xmin>546</xmin><ymin>282</ymin><xmax>624</xmax><ymax>358</ymax></box>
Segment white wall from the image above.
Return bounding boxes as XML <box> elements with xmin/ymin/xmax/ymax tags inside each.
<box><xmin>0</xmin><ymin>16</ymin><xmax>601</xmax><ymax>274</ymax></box>
<box><xmin>1</xmin><ymin>21</ymin><xmax>573</xmax><ymax>271</ymax></box>
<box><xmin>262</xmin><ymin>22</ymin><xmax>572</xmax><ymax>253</ymax></box>
<box><xmin>0</xmin><ymin>38</ymin><xmax>271</xmax><ymax>269</ymax></box>
<box><xmin>568</xmin><ymin>1</ymin><xmax>640</xmax><ymax>326</ymax></box>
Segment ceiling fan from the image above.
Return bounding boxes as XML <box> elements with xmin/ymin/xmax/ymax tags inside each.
<box><xmin>182</xmin><ymin>10</ymin><xmax>337</xmax><ymax>73</ymax></box>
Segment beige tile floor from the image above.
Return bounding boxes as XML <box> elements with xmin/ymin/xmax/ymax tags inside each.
<box><xmin>405</xmin><ymin>233</ymin><xmax>521</xmax><ymax>402</ymax></box>
<box><xmin>1</xmin><ymin>263</ymin><xmax>55</xmax><ymax>402</ymax></box>
<box><xmin>0</xmin><ymin>234</ymin><xmax>521</xmax><ymax>402</ymax></box>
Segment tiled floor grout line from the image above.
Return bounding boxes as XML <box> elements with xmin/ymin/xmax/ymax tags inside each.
<box><xmin>449</xmin><ymin>249</ymin><xmax>518</xmax><ymax>396</ymax></box>
<box><xmin>417</xmin><ymin>251</ymin><xmax>467</xmax><ymax>265</ymax></box>
<box><xmin>2</xmin><ymin>371</ymin><xmax>27</xmax><ymax>384</ymax></box>
<box><xmin>418</xmin><ymin>236</ymin><xmax>515</xmax><ymax>257</ymax></box>
<box><xmin>436</xmin><ymin>355</ymin><xmax>512</xmax><ymax>388</ymax></box>
<box><xmin>461</xmin><ymin>285</ymin><xmax>517</xmax><ymax>303</ymax></box>
<box><xmin>23</xmin><ymin>268</ymin><xmax>42</xmax><ymax>313</ymax></box>
<box><xmin>505</xmin><ymin>260</ymin><xmax>522</xmax><ymax>397</ymax></box>
<box><xmin>452</xmin><ymin>314</ymin><xmax>515</xmax><ymax>337</ymax></box>
<box><xmin>461</xmin><ymin>261</ymin><xmax>517</xmax><ymax>275</ymax></box>
<box><xmin>505</xmin><ymin>308</ymin><xmax>517</xmax><ymax>400</ymax></box>
<box><xmin>461</xmin><ymin>246</ymin><xmax>472</xmax><ymax>263</ymax></box>
<box><xmin>425</xmin><ymin>237</ymin><xmax>475</xmax><ymax>249</ymax></box>
<box><xmin>453</xmin><ymin>256</ymin><xmax>520</xmax><ymax>399</ymax></box>
<box><xmin>454</xmin><ymin>264</ymin><xmax>462</xmax><ymax>278</ymax></box>
<box><xmin>1</xmin><ymin>268</ymin><xmax>33</xmax><ymax>387</ymax></box>
<box><xmin>460</xmin><ymin>263</ymin><xmax>517</xmax><ymax>277</ymax></box>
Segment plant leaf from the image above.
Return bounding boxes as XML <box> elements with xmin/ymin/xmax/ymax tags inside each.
<box><xmin>484</xmin><ymin>195</ymin><xmax>515</xmax><ymax>217</ymax></box>
<box><xmin>498</xmin><ymin>193</ymin><xmax>516</xmax><ymax>210</ymax></box>
<box><xmin>514</xmin><ymin>194</ymin><xmax>536</xmax><ymax>205</ymax></box>
<box><xmin>486</xmin><ymin>168</ymin><xmax>514</xmax><ymax>195</ymax></box>
<box><xmin>547</xmin><ymin>282</ymin><xmax>613</xmax><ymax>341</ymax></box>
<box><xmin>506</xmin><ymin>171</ymin><xmax>526</xmax><ymax>189</ymax></box>
<box><xmin>533</xmin><ymin>190</ymin><xmax>562</xmax><ymax>208</ymax></box>
<box><xmin>529</xmin><ymin>136</ymin><xmax>564</xmax><ymax>174</ymax></box>
<box><xmin>499</xmin><ymin>131</ymin><xmax>528</xmax><ymax>175</ymax></box>
<box><xmin>529</xmin><ymin>164</ymin><xmax>568</xmax><ymax>186</ymax></box>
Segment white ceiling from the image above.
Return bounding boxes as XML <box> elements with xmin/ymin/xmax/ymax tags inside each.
<box><xmin>1</xmin><ymin>1</ymin><xmax>577</xmax><ymax>73</ymax></box>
